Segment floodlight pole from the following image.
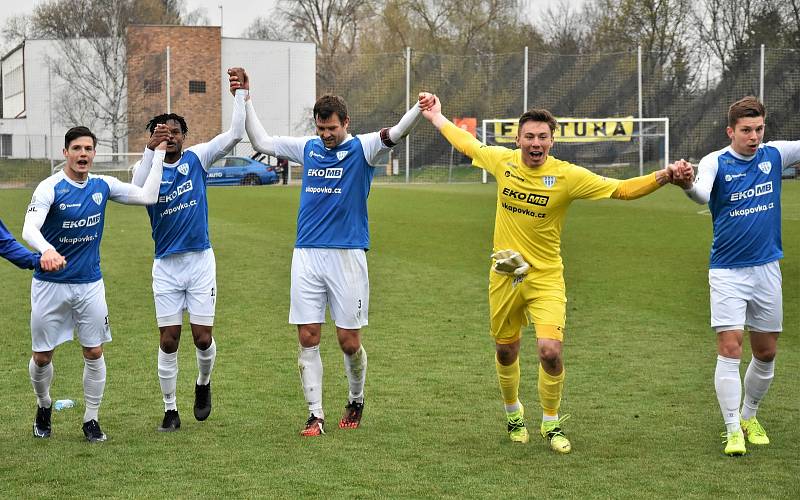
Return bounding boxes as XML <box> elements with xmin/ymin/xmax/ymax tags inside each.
<box><xmin>166</xmin><ymin>46</ymin><xmax>171</xmax><ymax>114</ymax></box>
<box><xmin>523</xmin><ymin>46</ymin><xmax>528</xmax><ymax>112</ymax></box>
<box><xmin>637</xmin><ymin>45</ymin><xmax>644</xmax><ymax>176</ymax></box>
<box><xmin>405</xmin><ymin>46</ymin><xmax>411</xmax><ymax>184</ymax></box>
<box><xmin>759</xmin><ymin>44</ymin><xmax>765</xmax><ymax>103</ymax></box>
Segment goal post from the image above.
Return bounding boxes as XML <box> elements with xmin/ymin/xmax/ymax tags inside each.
<box><xmin>480</xmin><ymin>117</ymin><xmax>669</xmax><ymax>183</ymax></box>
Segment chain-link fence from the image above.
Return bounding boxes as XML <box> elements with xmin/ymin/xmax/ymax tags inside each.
<box><xmin>3</xmin><ymin>46</ymin><xmax>799</xmax><ymax>187</ymax></box>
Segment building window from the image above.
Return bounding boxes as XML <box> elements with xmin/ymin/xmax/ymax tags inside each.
<box><xmin>4</xmin><ymin>65</ymin><xmax>24</xmax><ymax>98</ymax></box>
<box><xmin>144</xmin><ymin>79</ymin><xmax>161</xmax><ymax>94</ymax></box>
<box><xmin>189</xmin><ymin>80</ymin><xmax>206</xmax><ymax>93</ymax></box>
<box><xmin>0</xmin><ymin>134</ymin><xmax>12</xmax><ymax>157</ymax></box>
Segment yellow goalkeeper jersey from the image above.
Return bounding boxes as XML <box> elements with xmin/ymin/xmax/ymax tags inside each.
<box><xmin>472</xmin><ymin>145</ymin><xmax>620</xmax><ymax>285</ymax></box>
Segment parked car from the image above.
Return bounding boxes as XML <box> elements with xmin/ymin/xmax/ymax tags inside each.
<box><xmin>207</xmin><ymin>156</ymin><xmax>279</xmax><ymax>186</ymax></box>
<box><xmin>782</xmin><ymin>164</ymin><xmax>797</xmax><ymax>179</ymax></box>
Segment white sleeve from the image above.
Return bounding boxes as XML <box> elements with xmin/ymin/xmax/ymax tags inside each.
<box><xmin>245</xmin><ymin>97</ymin><xmax>310</xmax><ymax>163</ymax></box>
<box><xmin>22</xmin><ymin>183</ymin><xmax>56</xmax><ymax>253</ymax></box>
<box><xmin>108</xmin><ymin>149</ymin><xmax>165</xmax><ymax>205</ymax></box>
<box><xmin>358</xmin><ymin>132</ymin><xmax>387</xmax><ymax>166</ymax></box>
<box><xmin>191</xmin><ymin>89</ymin><xmax>247</xmax><ymax>170</ymax></box>
<box><xmin>767</xmin><ymin>140</ymin><xmax>800</xmax><ymax>167</ymax></box>
<box><xmin>132</xmin><ymin>146</ymin><xmax>155</xmax><ymax>187</ymax></box>
<box><xmin>387</xmin><ymin>101</ymin><xmax>424</xmax><ymax>144</ymax></box>
<box><xmin>684</xmin><ymin>154</ymin><xmax>717</xmax><ymax>204</ymax></box>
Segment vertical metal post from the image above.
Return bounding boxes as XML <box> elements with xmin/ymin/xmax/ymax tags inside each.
<box><xmin>287</xmin><ymin>47</ymin><xmax>292</xmax><ymax>184</ymax></box>
<box><xmin>405</xmin><ymin>46</ymin><xmax>411</xmax><ymax>184</ymax></box>
<box><xmin>48</xmin><ymin>63</ymin><xmax>54</xmax><ymax>172</ymax></box>
<box><xmin>759</xmin><ymin>44</ymin><xmax>765</xmax><ymax>102</ymax></box>
<box><xmin>664</xmin><ymin>118</ymin><xmax>669</xmax><ymax>171</ymax></box>
<box><xmin>523</xmin><ymin>46</ymin><xmax>528</xmax><ymax>112</ymax></box>
<box><xmin>637</xmin><ymin>45</ymin><xmax>644</xmax><ymax>176</ymax></box>
<box><xmin>166</xmin><ymin>46</ymin><xmax>171</xmax><ymax>113</ymax></box>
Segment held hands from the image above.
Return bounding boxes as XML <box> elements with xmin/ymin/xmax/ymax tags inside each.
<box><xmin>147</xmin><ymin>124</ymin><xmax>170</xmax><ymax>151</ymax></box>
<box><xmin>40</xmin><ymin>248</ymin><xmax>66</xmax><ymax>272</ymax></box>
<box><xmin>419</xmin><ymin>92</ymin><xmax>440</xmax><ymax>121</ymax></box>
<box><xmin>668</xmin><ymin>159</ymin><xmax>695</xmax><ymax>189</ymax></box>
<box><xmin>491</xmin><ymin>249</ymin><xmax>530</xmax><ymax>276</ymax></box>
<box><xmin>228</xmin><ymin>67</ymin><xmax>249</xmax><ymax>95</ymax></box>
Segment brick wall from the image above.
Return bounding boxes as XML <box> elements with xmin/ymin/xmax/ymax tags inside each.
<box><xmin>127</xmin><ymin>25</ymin><xmax>221</xmax><ymax>154</ymax></box>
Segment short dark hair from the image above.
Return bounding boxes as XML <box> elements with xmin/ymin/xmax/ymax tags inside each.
<box><xmin>145</xmin><ymin>113</ymin><xmax>188</xmax><ymax>135</ymax></box>
<box><xmin>313</xmin><ymin>95</ymin><xmax>348</xmax><ymax>123</ymax></box>
<box><xmin>519</xmin><ymin>108</ymin><xmax>558</xmax><ymax>135</ymax></box>
<box><xmin>64</xmin><ymin>126</ymin><xmax>97</xmax><ymax>149</ymax></box>
<box><xmin>728</xmin><ymin>96</ymin><xmax>766</xmax><ymax>128</ymax></box>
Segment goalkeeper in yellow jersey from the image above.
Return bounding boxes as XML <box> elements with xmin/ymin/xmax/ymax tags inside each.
<box><xmin>422</xmin><ymin>96</ymin><xmax>681</xmax><ymax>453</ymax></box>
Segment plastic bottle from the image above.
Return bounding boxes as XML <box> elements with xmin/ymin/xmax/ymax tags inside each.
<box><xmin>54</xmin><ymin>399</ymin><xmax>75</xmax><ymax>411</ymax></box>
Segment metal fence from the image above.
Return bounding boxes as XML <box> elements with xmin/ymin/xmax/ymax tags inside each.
<box><xmin>3</xmin><ymin>45</ymin><xmax>799</xmax><ymax>187</ymax></box>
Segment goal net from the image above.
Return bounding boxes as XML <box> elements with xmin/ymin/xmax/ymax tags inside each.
<box><xmin>480</xmin><ymin>117</ymin><xmax>669</xmax><ymax>182</ymax></box>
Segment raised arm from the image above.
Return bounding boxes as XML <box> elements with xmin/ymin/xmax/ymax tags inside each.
<box><xmin>109</xmin><ymin>143</ymin><xmax>166</xmax><ymax>205</ymax></box>
<box><xmin>0</xmin><ymin>218</ymin><xmax>40</xmax><ymax>270</ymax></box>
<box><xmin>378</xmin><ymin>93</ymin><xmax>431</xmax><ymax>147</ymax></box>
<box><xmin>192</xmin><ymin>88</ymin><xmax>247</xmax><ymax>168</ymax></box>
<box><xmin>422</xmin><ymin>95</ymin><xmax>484</xmax><ymax>158</ymax></box>
<box><xmin>132</xmin><ymin>123</ymin><xmax>170</xmax><ymax>187</ymax></box>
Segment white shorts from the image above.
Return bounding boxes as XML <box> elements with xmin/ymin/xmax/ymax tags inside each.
<box><xmin>152</xmin><ymin>248</ymin><xmax>216</xmax><ymax>327</ymax></box>
<box><xmin>30</xmin><ymin>278</ymin><xmax>111</xmax><ymax>352</ymax></box>
<box><xmin>289</xmin><ymin>248</ymin><xmax>369</xmax><ymax>329</ymax></box>
<box><xmin>709</xmin><ymin>260</ymin><xmax>782</xmax><ymax>333</ymax></box>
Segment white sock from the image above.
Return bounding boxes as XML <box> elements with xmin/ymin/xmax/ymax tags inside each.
<box><xmin>29</xmin><ymin>357</ymin><xmax>53</xmax><ymax>408</ymax></box>
<box><xmin>741</xmin><ymin>356</ymin><xmax>775</xmax><ymax>420</ymax></box>
<box><xmin>196</xmin><ymin>338</ymin><xmax>216</xmax><ymax>386</ymax></box>
<box><xmin>344</xmin><ymin>345</ymin><xmax>367</xmax><ymax>404</ymax></box>
<box><xmin>158</xmin><ymin>348</ymin><xmax>178</xmax><ymax>411</ymax></box>
<box><xmin>714</xmin><ymin>355</ymin><xmax>742</xmax><ymax>433</ymax></box>
<box><xmin>298</xmin><ymin>345</ymin><xmax>323</xmax><ymax>419</ymax></box>
<box><xmin>542</xmin><ymin>414</ymin><xmax>559</xmax><ymax>422</ymax></box>
<box><xmin>83</xmin><ymin>355</ymin><xmax>106</xmax><ymax>423</ymax></box>
<box><xmin>504</xmin><ymin>401</ymin><xmax>521</xmax><ymax>414</ymax></box>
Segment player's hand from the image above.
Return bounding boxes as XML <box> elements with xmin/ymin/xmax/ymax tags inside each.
<box><xmin>40</xmin><ymin>249</ymin><xmax>66</xmax><ymax>272</ymax></box>
<box><xmin>156</xmin><ymin>139</ymin><xmax>167</xmax><ymax>151</ymax></box>
<box><xmin>670</xmin><ymin>159</ymin><xmax>695</xmax><ymax>189</ymax></box>
<box><xmin>418</xmin><ymin>92</ymin><xmax>436</xmax><ymax>111</ymax></box>
<box><xmin>147</xmin><ymin>124</ymin><xmax>170</xmax><ymax>150</ymax></box>
<box><xmin>228</xmin><ymin>67</ymin><xmax>249</xmax><ymax>95</ymax></box>
<box><xmin>491</xmin><ymin>249</ymin><xmax>530</xmax><ymax>276</ymax></box>
<box><xmin>421</xmin><ymin>95</ymin><xmax>441</xmax><ymax>121</ymax></box>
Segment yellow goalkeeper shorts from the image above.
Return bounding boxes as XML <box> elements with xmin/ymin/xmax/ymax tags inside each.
<box><xmin>488</xmin><ymin>270</ymin><xmax>566</xmax><ymax>343</ymax></box>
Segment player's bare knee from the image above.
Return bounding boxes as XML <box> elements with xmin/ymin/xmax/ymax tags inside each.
<box><xmin>298</xmin><ymin>324</ymin><xmax>322</xmax><ymax>348</ymax></box>
<box><xmin>191</xmin><ymin>325</ymin><xmax>213</xmax><ymax>350</ymax></box>
<box><xmin>495</xmin><ymin>342</ymin><xmax>520</xmax><ymax>365</ymax></box>
<box><xmin>159</xmin><ymin>326</ymin><xmax>181</xmax><ymax>353</ymax></box>
<box><xmin>32</xmin><ymin>351</ymin><xmax>53</xmax><ymax>366</ymax></box>
<box><xmin>336</xmin><ymin>328</ymin><xmax>361</xmax><ymax>355</ymax></box>
<box><xmin>537</xmin><ymin>341</ymin><xmax>562</xmax><ymax>370</ymax></box>
<box><xmin>82</xmin><ymin>345</ymin><xmax>103</xmax><ymax>360</ymax></box>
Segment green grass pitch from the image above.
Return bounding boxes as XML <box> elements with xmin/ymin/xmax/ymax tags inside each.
<box><xmin>1</xmin><ymin>182</ymin><xmax>798</xmax><ymax>498</ymax></box>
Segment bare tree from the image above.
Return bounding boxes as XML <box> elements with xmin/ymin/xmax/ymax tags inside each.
<box><xmin>691</xmin><ymin>0</ymin><xmax>767</xmax><ymax>74</ymax></box>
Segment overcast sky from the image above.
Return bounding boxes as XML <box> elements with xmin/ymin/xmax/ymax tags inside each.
<box><xmin>0</xmin><ymin>0</ymin><xmax>587</xmax><ymax>45</ymax></box>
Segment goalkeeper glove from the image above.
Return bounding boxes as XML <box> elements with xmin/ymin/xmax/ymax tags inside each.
<box><xmin>491</xmin><ymin>249</ymin><xmax>530</xmax><ymax>276</ymax></box>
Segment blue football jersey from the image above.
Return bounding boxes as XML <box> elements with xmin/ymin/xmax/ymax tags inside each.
<box><xmin>699</xmin><ymin>142</ymin><xmax>798</xmax><ymax>268</ymax></box>
<box><xmin>27</xmin><ymin>172</ymin><xmax>113</xmax><ymax>283</ymax></box>
<box><xmin>293</xmin><ymin>135</ymin><xmax>377</xmax><ymax>249</ymax></box>
<box><xmin>146</xmin><ymin>149</ymin><xmax>211</xmax><ymax>258</ymax></box>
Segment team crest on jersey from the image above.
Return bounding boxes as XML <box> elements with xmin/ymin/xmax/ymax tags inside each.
<box><xmin>336</xmin><ymin>151</ymin><xmax>348</xmax><ymax>161</ymax></box>
<box><xmin>542</xmin><ymin>176</ymin><xmax>556</xmax><ymax>188</ymax></box>
<box><xmin>178</xmin><ymin>164</ymin><xmax>189</xmax><ymax>176</ymax></box>
<box><xmin>758</xmin><ymin>161</ymin><xmax>772</xmax><ymax>175</ymax></box>
<box><xmin>92</xmin><ymin>193</ymin><xmax>103</xmax><ymax>205</ymax></box>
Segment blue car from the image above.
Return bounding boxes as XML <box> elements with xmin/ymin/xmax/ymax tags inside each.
<box><xmin>207</xmin><ymin>156</ymin><xmax>279</xmax><ymax>186</ymax></box>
